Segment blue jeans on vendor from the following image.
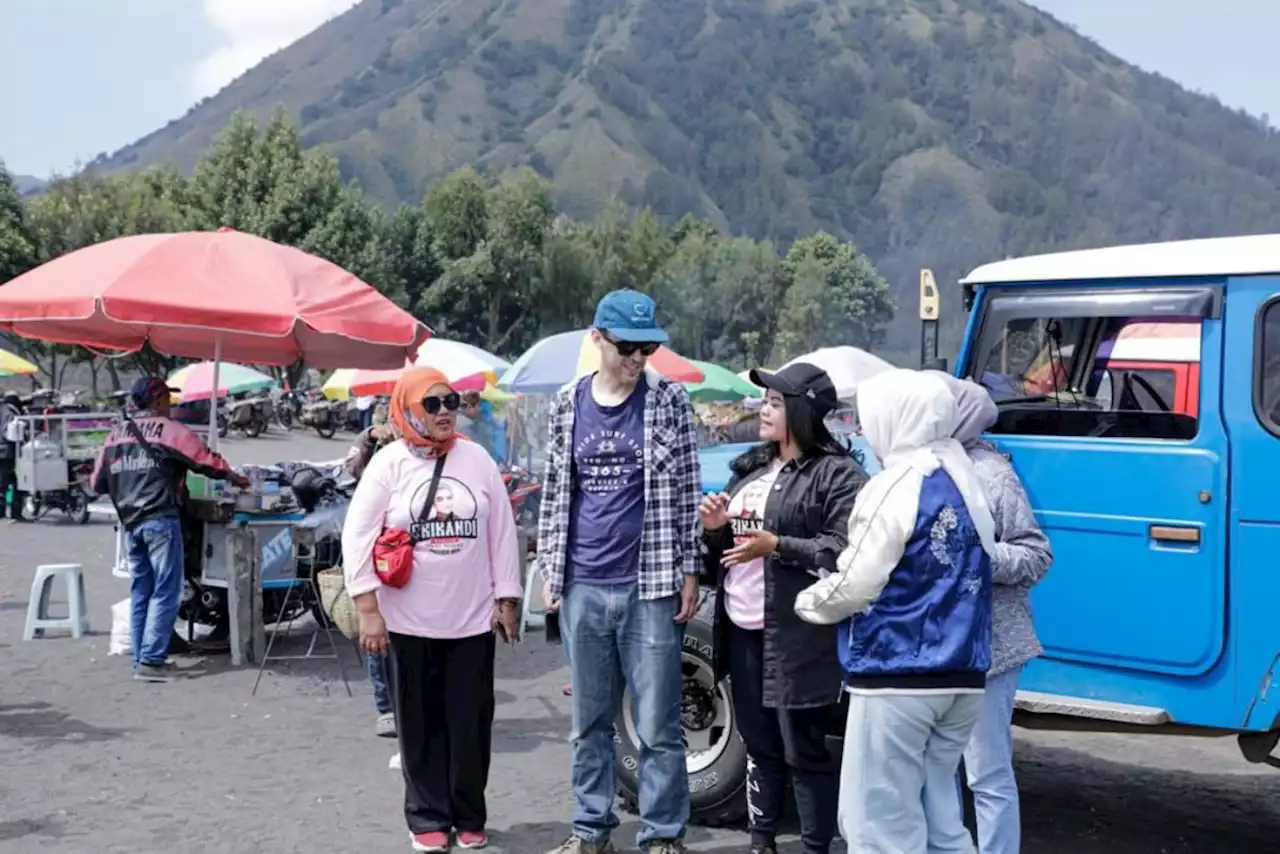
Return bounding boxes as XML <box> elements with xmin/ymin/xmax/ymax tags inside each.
<box><xmin>368</xmin><ymin>650</ymin><xmax>393</xmax><ymax>716</ymax></box>
<box><xmin>559</xmin><ymin>579</ymin><xmax>689</xmax><ymax>847</ymax></box>
<box><xmin>125</xmin><ymin>513</ymin><xmax>185</xmax><ymax>668</ymax></box>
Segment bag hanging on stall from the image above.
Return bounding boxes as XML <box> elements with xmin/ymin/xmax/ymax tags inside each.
<box><xmin>373</xmin><ymin>454</ymin><xmax>446</xmax><ymax>588</ymax></box>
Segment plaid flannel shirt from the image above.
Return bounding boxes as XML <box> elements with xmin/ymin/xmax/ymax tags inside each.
<box><xmin>537</xmin><ymin>374</ymin><xmax>701</xmax><ymax>601</ymax></box>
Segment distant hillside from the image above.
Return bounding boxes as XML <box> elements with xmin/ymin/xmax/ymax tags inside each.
<box><xmin>12</xmin><ymin>174</ymin><xmax>44</xmax><ymax>197</ymax></box>
<box><xmin>101</xmin><ymin>0</ymin><xmax>1280</xmax><ymax>349</ymax></box>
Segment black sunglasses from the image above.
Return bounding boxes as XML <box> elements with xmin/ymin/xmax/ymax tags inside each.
<box><xmin>422</xmin><ymin>392</ymin><xmax>461</xmax><ymax>414</ymax></box>
<box><xmin>600</xmin><ymin>331</ymin><xmax>659</xmax><ymax>358</ymax></box>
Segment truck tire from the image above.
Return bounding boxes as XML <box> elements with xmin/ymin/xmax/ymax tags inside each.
<box><xmin>614</xmin><ymin>596</ymin><xmax>748</xmax><ymax>827</ymax></box>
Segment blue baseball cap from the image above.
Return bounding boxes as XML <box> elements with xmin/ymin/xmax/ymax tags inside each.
<box><xmin>593</xmin><ymin>289</ymin><xmax>669</xmax><ymax>344</ymax></box>
<box><xmin>131</xmin><ymin>376</ymin><xmax>178</xmax><ymax>407</ymax></box>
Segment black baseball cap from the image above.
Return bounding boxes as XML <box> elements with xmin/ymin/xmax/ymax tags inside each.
<box><xmin>749</xmin><ymin>362</ymin><xmax>840</xmax><ymax>415</ymax></box>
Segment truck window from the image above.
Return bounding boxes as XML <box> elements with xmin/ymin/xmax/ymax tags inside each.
<box><xmin>970</xmin><ymin>312</ymin><xmax>1200</xmax><ymax>441</ymax></box>
<box><xmin>1255</xmin><ymin>300</ymin><xmax>1280</xmax><ymax>431</ymax></box>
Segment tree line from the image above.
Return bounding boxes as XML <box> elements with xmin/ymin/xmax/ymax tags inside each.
<box><xmin>0</xmin><ymin>108</ymin><xmax>894</xmax><ymax>390</ymax></box>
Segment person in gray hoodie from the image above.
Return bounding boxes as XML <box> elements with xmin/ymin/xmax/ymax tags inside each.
<box><xmin>931</xmin><ymin>376</ymin><xmax>1049</xmax><ymax>854</ymax></box>
<box><xmin>937</xmin><ymin>373</ymin><xmax>1052</xmax><ymax>854</ymax></box>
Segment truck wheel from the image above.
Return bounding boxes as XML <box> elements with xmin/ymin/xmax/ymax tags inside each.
<box><xmin>614</xmin><ymin>603</ymin><xmax>748</xmax><ymax>827</ymax></box>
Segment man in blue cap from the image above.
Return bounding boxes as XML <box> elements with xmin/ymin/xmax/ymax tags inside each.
<box><xmin>538</xmin><ymin>290</ymin><xmax>701</xmax><ymax>854</ymax></box>
<box><xmin>91</xmin><ymin>376</ymin><xmax>249</xmax><ymax>682</ymax></box>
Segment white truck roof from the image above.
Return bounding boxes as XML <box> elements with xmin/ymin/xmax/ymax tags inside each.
<box><xmin>962</xmin><ymin>234</ymin><xmax>1280</xmax><ymax>285</ymax></box>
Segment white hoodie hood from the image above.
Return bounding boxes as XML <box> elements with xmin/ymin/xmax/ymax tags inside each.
<box><xmin>794</xmin><ymin>369</ymin><xmax>997</xmax><ymax>625</ymax></box>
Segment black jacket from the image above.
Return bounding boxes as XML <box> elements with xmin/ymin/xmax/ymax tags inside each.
<box><xmin>90</xmin><ymin>414</ymin><xmax>237</xmax><ymax>530</ymax></box>
<box><xmin>702</xmin><ymin>442</ymin><xmax>868</xmax><ymax>708</ymax></box>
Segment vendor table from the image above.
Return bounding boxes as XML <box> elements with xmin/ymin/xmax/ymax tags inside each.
<box><xmin>195</xmin><ymin>501</ymin><xmax>349</xmax><ymax>666</ymax></box>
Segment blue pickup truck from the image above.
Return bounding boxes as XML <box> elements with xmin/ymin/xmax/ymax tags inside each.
<box><xmin>616</xmin><ymin>234</ymin><xmax>1280</xmax><ymax>825</ymax></box>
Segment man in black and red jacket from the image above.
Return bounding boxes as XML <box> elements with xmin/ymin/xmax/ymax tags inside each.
<box><xmin>91</xmin><ymin>377</ymin><xmax>249</xmax><ymax>683</ymax></box>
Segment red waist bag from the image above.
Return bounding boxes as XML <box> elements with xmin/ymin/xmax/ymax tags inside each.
<box><xmin>372</xmin><ymin>454</ymin><xmax>446</xmax><ymax>589</ymax></box>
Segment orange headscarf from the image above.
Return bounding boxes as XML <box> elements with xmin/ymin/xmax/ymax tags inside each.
<box><xmin>391</xmin><ymin>367</ymin><xmax>457</xmax><ymax>455</ymax></box>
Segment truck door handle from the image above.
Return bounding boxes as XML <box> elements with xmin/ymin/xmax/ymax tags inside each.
<box><xmin>1149</xmin><ymin>525</ymin><xmax>1200</xmax><ymax>544</ymax></box>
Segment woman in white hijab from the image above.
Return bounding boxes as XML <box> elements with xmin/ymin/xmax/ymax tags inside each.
<box><xmin>935</xmin><ymin>373</ymin><xmax>1052</xmax><ymax>854</ymax></box>
<box><xmin>795</xmin><ymin>369</ymin><xmax>996</xmax><ymax>853</ymax></box>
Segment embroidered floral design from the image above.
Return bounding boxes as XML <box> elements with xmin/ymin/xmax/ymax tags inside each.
<box><xmin>929</xmin><ymin>505</ymin><xmax>959</xmax><ymax>566</ymax></box>
<box><xmin>931</xmin><ymin>504</ymin><xmax>983</xmax><ymax>597</ymax></box>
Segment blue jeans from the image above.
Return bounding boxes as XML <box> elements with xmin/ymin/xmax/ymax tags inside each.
<box><xmin>368</xmin><ymin>651</ymin><xmax>393</xmax><ymax>715</ymax></box>
<box><xmin>559</xmin><ymin>580</ymin><xmax>689</xmax><ymax>846</ymax></box>
<box><xmin>125</xmin><ymin>514</ymin><xmax>185</xmax><ymax>668</ymax></box>
<box><xmin>961</xmin><ymin>668</ymin><xmax>1022</xmax><ymax>854</ymax></box>
<box><xmin>839</xmin><ymin>692</ymin><xmax>981</xmax><ymax>853</ymax></box>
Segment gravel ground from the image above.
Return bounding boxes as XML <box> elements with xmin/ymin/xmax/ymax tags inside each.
<box><xmin>1</xmin><ymin>429</ymin><xmax>1278</xmax><ymax>853</ymax></box>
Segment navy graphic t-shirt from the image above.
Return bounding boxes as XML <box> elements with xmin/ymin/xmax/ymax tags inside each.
<box><xmin>565</xmin><ymin>376</ymin><xmax>647</xmax><ymax>585</ymax></box>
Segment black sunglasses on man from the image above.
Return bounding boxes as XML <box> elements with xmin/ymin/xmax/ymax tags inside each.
<box><xmin>600</xmin><ymin>330</ymin><xmax>660</xmax><ymax>358</ymax></box>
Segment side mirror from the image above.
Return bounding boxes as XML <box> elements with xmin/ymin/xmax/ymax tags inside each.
<box><xmin>922</xmin><ymin>358</ymin><xmax>949</xmax><ymax>372</ymax></box>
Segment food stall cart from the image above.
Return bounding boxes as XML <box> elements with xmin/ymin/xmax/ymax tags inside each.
<box><xmin>179</xmin><ymin>466</ymin><xmax>349</xmax><ymax>667</ymax></box>
<box><xmin>14</xmin><ymin>412</ymin><xmax>116</xmax><ymax>523</ymax></box>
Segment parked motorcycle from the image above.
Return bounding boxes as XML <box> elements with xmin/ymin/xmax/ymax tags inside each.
<box><xmin>277</xmin><ymin>390</ymin><xmax>304</xmax><ymax>430</ymax></box>
<box><xmin>342</xmin><ymin>400</ymin><xmax>363</xmax><ymax>433</ymax></box>
<box><xmin>226</xmin><ymin>396</ymin><xmax>269</xmax><ymax>438</ymax></box>
<box><xmin>501</xmin><ymin>463</ymin><xmax>543</xmax><ymax>531</ymax></box>
<box><xmin>300</xmin><ymin>397</ymin><xmax>340</xmax><ymax>439</ymax></box>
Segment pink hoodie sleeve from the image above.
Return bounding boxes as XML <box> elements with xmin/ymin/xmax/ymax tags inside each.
<box><xmin>486</xmin><ymin>460</ymin><xmax>524</xmax><ymax>601</ymax></box>
<box><xmin>341</xmin><ymin>450</ymin><xmax>393</xmax><ymax>598</ymax></box>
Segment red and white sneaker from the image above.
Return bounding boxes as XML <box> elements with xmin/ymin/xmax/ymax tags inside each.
<box><xmin>456</xmin><ymin>830</ymin><xmax>488</xmax><ymax>849</ymax></box>
<box><xmin>410</xmin><ymin>830</ymin><xmax>450</xmax><ymax>852</ymax></box>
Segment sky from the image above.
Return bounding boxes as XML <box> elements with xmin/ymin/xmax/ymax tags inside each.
<box><xmin>0</xmin><ymin>1</ymin><xmax>1276</xmax><ymax>178</ymax></box>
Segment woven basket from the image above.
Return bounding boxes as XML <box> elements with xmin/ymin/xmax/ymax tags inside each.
<box><xmin>316</xmin><ymin>567</ymin><xmax>359</xmax><ymax>640</ymax></box>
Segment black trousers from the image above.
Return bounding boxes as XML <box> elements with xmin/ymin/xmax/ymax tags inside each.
<box><xmin>726</xmin><ymin>622</ymin><xmax>839</xmax><ymax>854</ymax></box>
<box><xmin>388</xmin><ymin>630</ymin><xmax>496</xmax><ymax>834</ymax></box>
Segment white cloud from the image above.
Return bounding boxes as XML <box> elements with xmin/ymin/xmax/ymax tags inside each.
<box><xmin>187</xmin><ymin>0</ymin><xmax>360</xmax><ymax>99</ymax></box>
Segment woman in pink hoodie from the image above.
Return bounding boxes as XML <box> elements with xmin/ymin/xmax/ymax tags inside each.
<box><xmin>343</xmin><ymin>368</ymin><xmax>523</xmax><ymax>853</ymax></box>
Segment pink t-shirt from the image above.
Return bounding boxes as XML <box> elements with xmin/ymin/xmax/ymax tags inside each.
<box><xmin>723</xmin><ymin>460</ymin><xmax>784</xmax><ymax>630</ymax></box>
<box><xmin>342</xmin><ymin>439</ymin><xmax>524</xmax><ymax>639</ymax></box>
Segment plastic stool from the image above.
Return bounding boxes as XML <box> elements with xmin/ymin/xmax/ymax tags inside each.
<box><xmin>23</xmin><ymin>564</ymin><xmax>90</xmax><ymax>640</ymax></box>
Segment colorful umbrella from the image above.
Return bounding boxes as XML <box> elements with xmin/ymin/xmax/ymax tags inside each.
<box><xmin>321</xmin><ymin>338</ymin><xmax>508</xmax><ymax>400</ymax></box>
<box><xmin>346</xmin><ymin>365</ymin><xmax>486</xmax><ymax>398</ymax></box>
<box><xmin>0</xmin><ymin>347</ymin><xmax>38</xmax><ymax>378</ymax></box>
<box><xmin>500</xmin><ymin>329</ymin><xmax>704</xmax><ymax>393</ymax></box>
<box><xmin>0</xmin><ymin>228</ymin><xmax>428</xmax><ymax>447</ymax></box>
<box><xmin>168</xmin><ymin>362</ymin><xmax>276</xmax><ymax>402</ymax></box>
<box><xmin>686</xmin><ymin>360</ymin><xmax>761</xmax><ymax>402</ymax></box>
<box><xmin>0</xmin><ymin>228</ymin><xmax>429</xmax><ymax>368</ymax></box>
<box><xmin>416</xmin><ymin>338</ymin><xmax>510</xmax><ymax>382</ymax></box>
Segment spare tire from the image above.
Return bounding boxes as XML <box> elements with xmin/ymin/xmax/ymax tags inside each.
<box><xmin>614</xmin><ymin>592</ymin><xmax>747</xmax><ymax>827</ymax></box>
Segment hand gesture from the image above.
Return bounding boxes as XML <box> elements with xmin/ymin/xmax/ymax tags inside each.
<box><xmin>358</xmin><ymin>610</ymin><xmax>389</xmax><ymax>655</ymax></box>
<box><xmin>699</xmin><ymin>492</ymin><xmax>730</xmax><ymax>531</ymax></box>
<box><xmin>675</xmin><ymin>573</ymin><xmax>699</xmax><ymax>623</ymax></box>
<box><xmin>542</xmin><ymin>577</ymin><xmax>560</xmax><ymax>613</ymax></box>
<box><xmin>721</xmin><ymin>529</ymin><xmax>779</xmax><ymax>568</ymax></box>
<box><xmin>492</xmin><ymin>599</ymin><xmax>521</xmax><ymax>643</ymax></box>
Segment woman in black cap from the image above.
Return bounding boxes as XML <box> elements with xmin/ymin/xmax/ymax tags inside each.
<box><xmin>699</xmin><ymin>362</ymin><xmax>868</xmax><ymax>854</ymax></box>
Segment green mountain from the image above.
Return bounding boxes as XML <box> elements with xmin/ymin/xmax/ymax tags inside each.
<box><xmin>101</xmin><ymin>0</ymin><xmax>1280</xmax><ymax>349</ymax></box>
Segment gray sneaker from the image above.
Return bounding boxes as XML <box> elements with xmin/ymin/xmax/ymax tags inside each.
<box><xmin>546</xmin><ymin>836</ymin><xmax>616</xmax><ymax>854</ymax></box>
<box><xmin>133</xmin><ymin>663</ymin><xmax>173</xmax><ymax>683</ymax></box>
<box><xmin>645</xmin><ymin>841</ymin><xmax>687</xmax><ymax>854</ymax></box>
<box><xmin>375</xmin><ymin>712</ymin><xmax>397</xmax><ymax>738</ymax></box>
